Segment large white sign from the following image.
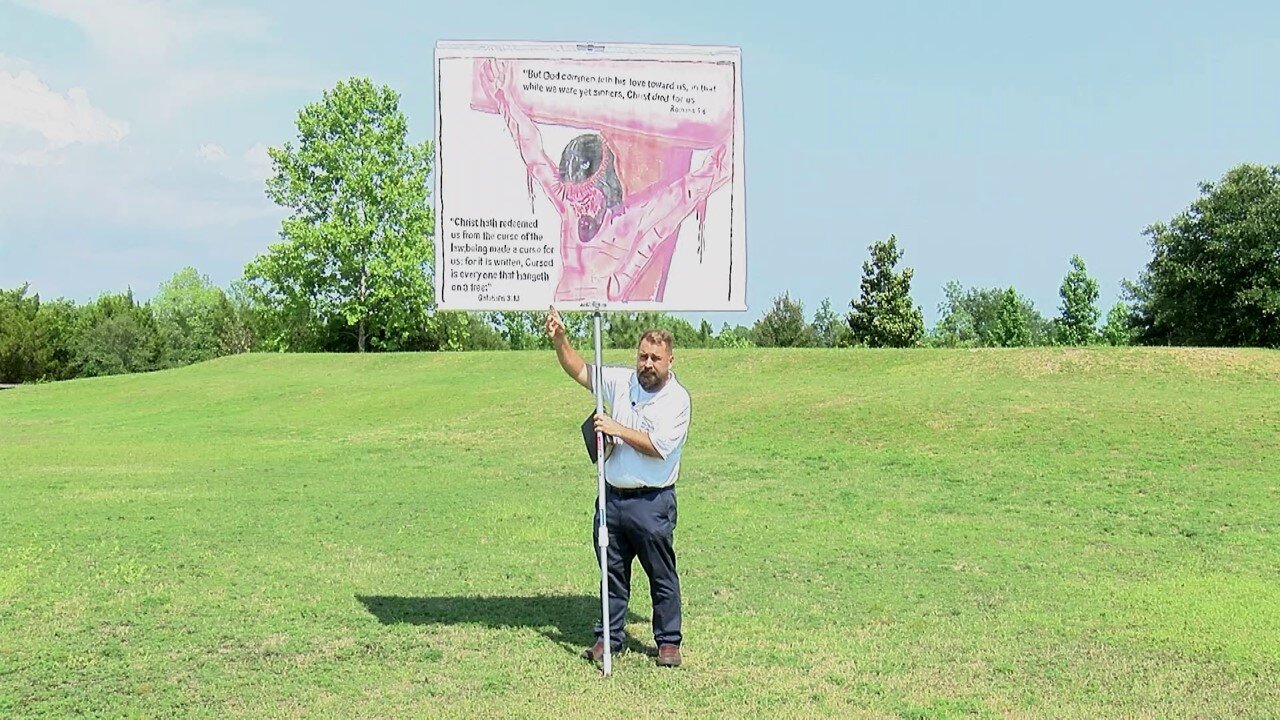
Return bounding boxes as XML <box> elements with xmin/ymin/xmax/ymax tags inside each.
<box><xmin>435</xmin><ymin>41</ymin><xmax>747</xmax><ymax>311</ymax></box>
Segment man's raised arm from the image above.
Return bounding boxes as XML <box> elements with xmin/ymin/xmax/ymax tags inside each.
<box><xmin>545</xmin><ymin>306</ymin><xmax>590</xmax><ymax>390</ymax></box>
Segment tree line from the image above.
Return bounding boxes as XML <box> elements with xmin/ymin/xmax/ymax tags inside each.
<box><xmin>0</xmin><ymin>274</ymin><xmax>753</xmax><ymax>383</ymax></box>
<box><xmin>3</xmin><ymin>79</ymin><xmax>1277</xmax><ymax>383</ymax></box>
<box><xmin>758</xmin><ymin>163</ymin><xmax>1280</xmax><ymax>350</ymax></box>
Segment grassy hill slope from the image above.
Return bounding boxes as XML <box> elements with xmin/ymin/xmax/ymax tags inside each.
<box><xmin>2</xmin><ymin>348</ymin><xmax>1278</xmax><ymax>718</ymax></box>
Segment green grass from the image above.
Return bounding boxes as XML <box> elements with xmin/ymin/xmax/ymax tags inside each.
<box><xmin>2</xmin><ymin>347</ymin><xmax>1278</xmax><ymax>718</ymax></box>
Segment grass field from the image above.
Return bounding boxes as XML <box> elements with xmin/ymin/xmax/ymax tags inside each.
<box><xmin>2</xmin><ymin>347</ymin><xmax>1279</xmax><ymax>718</ymax></box>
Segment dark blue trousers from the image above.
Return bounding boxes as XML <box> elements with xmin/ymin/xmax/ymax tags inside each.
<box><xmin>592</xmin><ymin>485</ymin><xmax>682</xmax><ymax>649</ymax></box>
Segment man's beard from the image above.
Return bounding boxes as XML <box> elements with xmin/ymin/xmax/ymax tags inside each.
<box><xmin>638</xmin><ymin>368</ymin><xmax>663</xmax><ymax>391</ymax></box>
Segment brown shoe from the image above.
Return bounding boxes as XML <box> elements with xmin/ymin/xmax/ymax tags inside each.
<box><xmin>582</xmin><ymin>640</ymin><xmax>605</xmax><ymax>662</ymax></box>
<box><xmin>656</xmin><ymin>644</ymin><xmax>682</xmax><ymax>667</ymax></box>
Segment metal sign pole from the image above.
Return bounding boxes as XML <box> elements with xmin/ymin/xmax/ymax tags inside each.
<box><xmin>592</xmin><ymin>310</ymin><xmax>611</xmax><ymax>676</ymax></box>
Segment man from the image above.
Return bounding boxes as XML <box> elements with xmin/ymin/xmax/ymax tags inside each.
<box><xmin>544</xmin><ymin>306</ymin><xmax>691</xmax><ymax>668</ymax></box>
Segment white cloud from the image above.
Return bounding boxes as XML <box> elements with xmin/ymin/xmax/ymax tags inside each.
<box><xmin>195</xmin><ymin>140</ymin><xmax>275</xmax><ymax>185</ymax></box>
<box><xmin>150</xmin><ymin>67</ymin><xmax>308</xmax><ymax>118</ymax></box>
<box><xmin>1</xmin><ymin>148</ymin><xmax>282</xmax><ymax>234</ymax></box>
<box><xmin>16</xmin><ymin>0</ymin><xmax>270</xmax><ymax>65</ymax></box>
<box><xmin>196</xmin><ymin>143</ymin><xmax>227</xmax><ymax>161</ymax></box>
<box><xmin>0</xmin><ymin>65</ymin><xmax>128</xmax><ymax>165</ymax></box>
<box><xmin>0</xmin><ymin>54</ymin><xmax>34</xmax><ymax>73</ymax></box>
<box><xmin>17</xmin><ymin>2</ymin><xmax>305</xmax><ymax>115</ymax></box>
<box><xmin>98</xmin><ymin>178</ymin><xmax>279</xmax><ymax>230</ymax></box>
<box><xmin>243</xmin><ymin>142</ymin><xmax>273</xmax><ymax>183</ymax></box>
<box><xmin>2</xmin><ymin>1</ymin><xmax>294</xmax><ymax>293</ymax></box>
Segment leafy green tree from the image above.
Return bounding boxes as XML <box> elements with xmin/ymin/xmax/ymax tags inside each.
<box><xmin>1020</xmin><ymin>300</ymin><xmax>1053</xmax><ymax>346</ymax></box>
<box><xmin>666</xmin><ymin>315</ymin><xmax>703</xmax><ymax>348</ymax></box>
<box><xmin>752</xmin><ymin>292</ymin><xmax>815</xmax><ymax>347</ymax></box>
<box><xmin>605</xmin><ymin>312</ymin><xmax>644</xmax><ymax>349</ymax></box>
<box><xmin>1132</xmin><ymin>164</ymin><xmax>1280</xmax><ymax>347</ymax></box>
<box><xmin>847</xmin><ymin>235</ymin><xmax>924</xmax><ymax>347</ymax></box>
<box><xmin>77</xmin><ymin>316</ymin><xmax>156</xmax><ymax>376</ymax></box>
<box><xmin>34</xmin><ymin>297</ymin><xmax>79</xmax><ymax>380</ymax></box>
<box><xmin>967</xmin><ymin>288</ymin><xmax>1010</xmax><ymax>346</ymax></box>
<box><xmin>560</xmin><ymin>311</ymin><xmax>594</xmax><ymax>348</ymax></box>
<box><xmin>72</xmin><ymin>291</ymin><xmax>163</xmax><ymax>377</ymax></box>
<box><xmin>152</xmin><ymin>267</ymin><xmax>232</xmax><ymax>366</ymax></box>
<box><xmin>931</xmin><ymin>282</ymin><xmax>1052</xmax><ymax>347</ymax></box>
<box><xmin>0</xmin><ymin>284</ymin><xmax>41</xmax><ymax>383</ymax></box>
<box><xmin>698</xmin><ymin>319</ymin><xmax>713</xmax><ymax>348</ymax></box>
<box><xmin>221</xmin><ymin>280</ymin><xmax>263</xmax><ymax>354</ymax></box>
<box><xmin>1101</xmin><ymin>301</ymin><xmax>1135</xmax><ymax>346</ymax></box>
<box><xmin>712</xmin><ymin>323</ymin><xmax>753</xmax><ymax>348</ymax></box>
<box><xmin>607</xmin><ymin>312</ymin><xmax>700</xmax><ymax>349</ymax></box>
<box><xmin>490</xmin><ymin>312</ymin><xmax>541</xmax><ymax>350</ymax></box>
<box><xmin>458</xmin><ymin>314</ymin><xmax>508</xmax><ymax>351</ymax></box>
<box><xmin>2</xmin><ymin>285</ymin><xmax>146</xmax><ymax>382</ymax></box>
<box><xmin>244</xmin><ymin>77</ymin><xmax>434</xmax><ymax>352</ymax></box>
<box><xmin>417</xmin><ymin>311</ymin><xmax>470</xmax><ymax>351</ymax></box>
<box><xmin>416</xmin><ymin>311</ymin><xmax>510</xmax><ymax>351</ymax></box>
<box><xmin>929</xmin><ymin>280</ymin><xmax>979</xmax><ymax>347</ymax></box>
<box><xmin>994</xmin><ymin>287</ymin><xmax>1032</xmax><ymax>347</ymax></box>
<box><xmin>1054</xmin><ymin>255</ymin><xmax>1100</xmax><ymax>345</ymax></box>
<box><xmin>492</xmin><ymin>310</ymin><xmax>585</xmax><ymax>352</ymax></box>
<box><xmin>811</xmin><ymin>297</ymin><xmax>843</xmax><ymax>348</ymax></box>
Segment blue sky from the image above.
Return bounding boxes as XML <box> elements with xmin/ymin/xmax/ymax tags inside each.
<box><xmin>2</xmin><ymin>0</ymin><xmax>1278</xmax><ymax>328</ymax></box>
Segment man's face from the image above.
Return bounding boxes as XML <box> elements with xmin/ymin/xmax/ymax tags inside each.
<box><xmin>636</xmin><ymin>338</ymin><xmax>672</xmax><ymax>392</ymax></box>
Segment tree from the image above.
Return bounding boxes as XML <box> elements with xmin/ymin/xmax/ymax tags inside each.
<box><xmin>994</xmin><ymin>287</ymin><xmax>1031</xmax><ymax>347</ymax></box>
<box><xmin>72</xmin><ymin>291</ymin><xmax>163</xmax><ymax>377</ymax></box>
<box><xmin>847</xmin><ymin>235</ymin><xmax>924</xmax><ymax>348</ymax></box>
<box><xmin>32</xmin><ymin>297</ymin><xmax>78</xmax><ymax>381</ymax></box>
<box><xmin>1053</xmin><ymin>255</ymin><xmax>1100</xmax><ymax>345</ymax></box>
<box><xmin>1101</xmin><ymin>301</ymin><xmax>1135</xmax><ymax>346</ymax></box>
<box><xmin>931</xmin><ymin>282</ymin><xmax>1052</xmax><ymax>347</ymax></box>
<box><xmin>713</xmin><ymin>323</ymin><xmax>753</xmax><ymax>348</ymax></box>
<box><xmin>605</xmin><ymin>312</ymin><xmax>646</xmax><ymax>349</ymax></box>
<box><xmin>0</xmin><ymin>284</ymin><xmax>41</xmax><ymax>383</ymax></box>
<box><xmin>930</xmin><ymin>280</ymin><xmax>979</xmax><ymax>347</ymax></box>
<box><xmin>421</xmin><ymin>311</ymin><xmax>506</xmax><ymax>351</ymax></box>
<box><xmin>152</xmin><ymin>267</ymin><xmax>232</xmax><ymax>367</ymax></box>
<box><xmin>752</xmin><ymin>292</ymin><xmax>815</xmax><ymax>347</ymax></box>
<box><xmin>1131</xmin><ymin>164</ymin><xmax>1280</xmax><ymax>347</ymax></box>
<box><xmin>457</xmin><ymin>314</ymin><xmax>508</xmax><ymax>351</ymax></box>
<box><xmin>418</xmin><ymin>310</ymin><xmax>470</xmax><ymax>351</ymax></box>
<box><xmin>811</xmin><ymin>297</ymin><xmax>842</xmax><ymax>348</ymax></box>
<box><xmin>221</xmin><ymin>280</ymin><xmax>264</xmax><ymax>354</ymax></box>
<box><xmin>604</xmin><ymin>312</ymin><xmax>701</xmax><ymax>350</ymax></box>
<box><xmin>489</xmin><ymin>312</ymin><xmax>540</xmax><ymax>351</ymax></box>
<box><xmin>698</xmin><ymin>319</ymin><xmax>713</xmax><ymax>348</ymax></box>
<box><xmin>244</xmin><ymin>77</ymin><xmax>434</xmax><ymax>352</ymax></box>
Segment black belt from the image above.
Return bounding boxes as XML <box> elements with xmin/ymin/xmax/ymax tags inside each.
<box><xmin>607</xmin><ymin>485</ymin><xmax>667</xmax><ymax>497</ymax></box>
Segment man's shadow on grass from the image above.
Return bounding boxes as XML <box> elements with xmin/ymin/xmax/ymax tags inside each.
<box><xmin>356</xmin><ymin>594</ymin><xmax>650</xmax><ymax>657</ymax></box>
